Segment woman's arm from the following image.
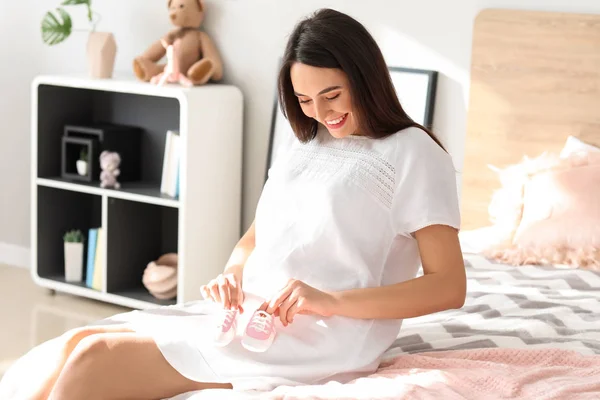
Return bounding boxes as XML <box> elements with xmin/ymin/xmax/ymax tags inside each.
<box><xmin>201</xmin><ymin>220</ymin><xmax>256</xmax><ymax>310</ymax></box>
<box><xmin>222</xmin><ymin>220</ymin><xmax>256</xmax><ymax>277</ymax></box>
<box><xmin>330</xmin><ymin>224</ymin><xmax>466</xmax><ymax>319</ymax></box>
<box><xmin>265</xmin><ymin>224</ymin><xmax>466</xmax><ymax>325</ymax></box>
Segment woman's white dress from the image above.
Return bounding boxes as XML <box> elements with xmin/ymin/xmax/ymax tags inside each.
<box><xmin>1</xmin><ymin>126</ymin><xmax>461</xmax><ymax>395</ymax></box>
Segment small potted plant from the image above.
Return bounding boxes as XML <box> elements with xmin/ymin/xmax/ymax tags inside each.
<box><xmin>63</xmin><ymin>229</ymin><xmax>85</xmax><ymax>282</ymax></box>
<box><xmin>77</xmin><ymin>148</ymin><xmax>88</xmax><ymax>176</ymax></box>
<box><xmin>41</xmin><ymin>0</ymin><xmax>117</xmax><ymax>79</ymax></box>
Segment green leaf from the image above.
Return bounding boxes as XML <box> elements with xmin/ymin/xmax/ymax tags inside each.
<box><xmin>61</xmin><ymin>0</ymin><xmax>90</xmax><ymax>5</ymax></box>
<box><xmin>41</xmin><ymin>8</ymin><xmax>73</xmax><ymax>46</ymax></box>
<box><xmin>63</xmin><ymin>229</ymin><xmax>84</xmax><ymax>243</ymax></box>
<box><xmin>61</xmin><ymin>0</ymin><xmax>94</xmax><ymax>23</ymax></box>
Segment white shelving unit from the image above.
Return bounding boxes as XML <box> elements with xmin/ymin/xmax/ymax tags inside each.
<box><xmin>30</xmin><ymin>75</ymin><xmax>244</xmax><ymax>309</ymax></box>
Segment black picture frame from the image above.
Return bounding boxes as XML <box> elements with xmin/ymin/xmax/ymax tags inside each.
<box><xmin>388</xmin><ymin>66</ymin><xmax>438</xmax><ymax>129</ymax></box>
<box><xmin>265</xmin><ymin>66</ymin><xmax>439</xmax><ymax>182</ymax></box>
<box><xmin>61</xmin><ymin>136</ymin><xmax>100</xmax><ymax>182</ymax></box>
<box><xmin>61</xmin><ymin>123</ymin><xmax>143</xmax><ymax>184</ymax></box>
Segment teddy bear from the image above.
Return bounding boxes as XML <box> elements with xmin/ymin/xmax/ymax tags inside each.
<box><xmin>100</xmin><ymin>151</ymin><xmax>121</xmax><ymax>189</ymax></box>
<box><xmin>133</xmin><ymin>0</ymin><xmax>223</xmax><ymax>86</ymax></box>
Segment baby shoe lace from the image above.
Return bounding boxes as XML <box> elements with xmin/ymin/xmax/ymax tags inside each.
<box><xmin>219</xmin><ymin>309</ymin><xmax>237</xmax><ymax>328</ymax></box>
<box><xmin>249</xmin><ymin>311</ymin><xmax>272</xmax><ymax>333</ymax></box>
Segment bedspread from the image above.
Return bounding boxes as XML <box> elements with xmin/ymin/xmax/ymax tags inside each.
<box><xmin>385</xmin><ymin>255</ymin><xmax>600</xmax><ymax>359</ymax></box>
<box><xmin>262</xmin><ymin>348</ymin><xmax>600</xmax><ymax>399</ymax></box>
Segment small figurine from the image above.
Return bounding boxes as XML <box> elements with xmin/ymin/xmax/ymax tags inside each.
<box><xmin>100</xmin><ymin>151</ymin><xmax>121</xmax><ymax>189</ymax></box>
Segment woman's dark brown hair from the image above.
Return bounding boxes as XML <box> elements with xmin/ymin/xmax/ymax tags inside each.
<box><xmin>278</xmin><ymin>8</ymin><xmax>444</xmax><ymax>149</ymax></box>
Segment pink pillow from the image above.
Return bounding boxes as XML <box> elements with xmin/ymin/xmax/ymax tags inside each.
<box><xmin>484</xmin><ymin>152</ymin><xmax>600</xmax><ymax>270</ymax></box>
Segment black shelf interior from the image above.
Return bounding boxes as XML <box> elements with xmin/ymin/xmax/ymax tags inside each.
<box><xmin>37</xmin><ymin>186</ymin><xmax>101</xmax><ymax>284</ymax></box>
<box><xmin>36</xmin><ymin>85</ymin><xmax>182</xmax><ymax>308</ymax></box>
<box><xmin>106</xmin><ymin>198</ymin><xmax>179</xmax><ymax>304</ymax></box>
<box><xmin>37</xmin><ymin>84</ymin><xmax>180</xmax><ymax>185</ymax></box>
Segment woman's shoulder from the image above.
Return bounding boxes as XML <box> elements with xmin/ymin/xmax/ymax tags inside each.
<box><xmin>389</xmin><ymin>127</ymin><xmax>461</xmax><ymax>235</ymax></box>
<box><xmin>392</xmin><ymin>126</ymin><xmax>446</xmax><ymax>153</ymax></box>
<box><xmin>386</xmin><ymin>126</ymin><xmax>457</xmax><ymax>190</ymax></box>
<box><xmin>390</xmin><ymin>126</ymin><xmax>453</xmax><ymax>165</ymax></box>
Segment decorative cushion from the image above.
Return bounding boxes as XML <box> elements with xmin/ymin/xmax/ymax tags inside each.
<box><xmin>484</xmin><ymin>151</ymin><xmax>600</xmax><ymax>270</ymax></box>
<box><xmin>560</xmin><ymin>136</ymin><xmax>600</xmax><ymax>158</ymax></box>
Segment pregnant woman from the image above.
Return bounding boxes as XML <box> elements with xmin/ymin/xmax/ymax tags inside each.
<box><xmin>0</xmin><ymin>8</ymin><xmax>465</xmax><ymax>400</ymax></box>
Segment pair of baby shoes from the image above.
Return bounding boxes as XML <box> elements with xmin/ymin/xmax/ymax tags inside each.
<box><xmin>214</xmin><ymin>308</ymin><xmax>276</xmax><ymax>352</ymax></box>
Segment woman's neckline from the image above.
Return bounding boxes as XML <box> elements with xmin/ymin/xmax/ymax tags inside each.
<box><xmin>316</xmin><ymin>125</ymin><xmax>371</xmax><ymax>141</ymax></box>
<box><xmin>348</xmin><ymin>134</ymin><xmax>369</xmax><ymax>140</ymax></box>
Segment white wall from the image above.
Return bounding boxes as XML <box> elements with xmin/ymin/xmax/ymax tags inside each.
<box><xmin>2</xmin><ymin>0</ymin><xmax>600</xmax><ymax>265</ymax></box>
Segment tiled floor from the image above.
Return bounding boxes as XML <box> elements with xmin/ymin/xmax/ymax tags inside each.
<box><xmin>0</xmin><ymin>264</ymin><xmax>128</xmax><ymax>378</ymax></box>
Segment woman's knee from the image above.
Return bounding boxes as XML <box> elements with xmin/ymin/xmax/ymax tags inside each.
<box><xmin>48</xmin><ymin>335</ymin><xmax>114</xmax><ymax>400</ymax></box>
<box><xmin>62</xmin><ymin>327</ymin><xmax>96</xmax><ymax>347</ymax></box>
<box><xmin>57</xmin><ymin>329</ymin><xmax>92</xmax><ymax>361</ymax></box>
<box><xmin>61</xmin><ymin>325</ymin><xmax>132</xmax><ymax>355</ymax></box>
<box><xmin>66</xmin><ymin>334</ymin><xmax>112</xmax><ymax>370</ymax></box>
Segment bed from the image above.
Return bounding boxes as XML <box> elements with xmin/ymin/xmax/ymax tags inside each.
<box><xmin>2</xmin><ymin>7</ymin><xmax>600</xmax><ymax>400</ymax></box>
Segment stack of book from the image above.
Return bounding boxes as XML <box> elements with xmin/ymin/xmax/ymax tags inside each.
<box><xmin>85</xmin><ymin>227</ymin><xmax>104</xmax><ymax>290</ymax></box>
<box><xmin>161</xmin><ymin>130</ymin><xmax>181</xmax><ymax>198</ymax></box>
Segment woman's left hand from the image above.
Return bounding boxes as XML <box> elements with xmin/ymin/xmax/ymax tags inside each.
<box><xmin>262</xmin><ymin>279</ymin><xmax>337</xmax><ymax>326</ymax></box>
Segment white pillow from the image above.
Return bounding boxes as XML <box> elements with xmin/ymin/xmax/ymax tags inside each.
<box><xmin>560</xmin><ymin>136</ymin><xmax>600</xmax><ymax>158</ymax></box>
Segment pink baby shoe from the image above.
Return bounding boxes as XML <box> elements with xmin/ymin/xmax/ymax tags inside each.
<box><xmin>241</xmin><ymin>310</ymin><xmax>276</xmax><ymax>352</ymax></box>
<box><xmin>214</xmin><ymin>309</ymin><xmax>238</xmax><ymax>347</ymax></box>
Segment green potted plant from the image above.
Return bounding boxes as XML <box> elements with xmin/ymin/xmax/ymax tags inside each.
<box><xmin>77</xmin><ymin>148</ymin><xmax>89</xmax><ymax>176</ymax></box>
<box><xmin>63</xmin><ymin>229</ymin><xmax>85</xmax><ymax>282</ymax></box>
<box><xmin>42</xmin><ymin>0</ymin><xmax>117</xmax><ymax>79</ymax></box>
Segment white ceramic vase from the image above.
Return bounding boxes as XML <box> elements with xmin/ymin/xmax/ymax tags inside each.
<box><xmin>76</xmin><ymin>160</ymin><xmax>88</xmax><ymax>176</ymax></box>
<box><xmin>64</xmin><ymin>242</ymin><xmax>84</xmax><ymax>282</ymax></box>
<box><xmin>87</xmin><ymin>32</ymin><xmax>117</xmax><ymax>79</ymax></box>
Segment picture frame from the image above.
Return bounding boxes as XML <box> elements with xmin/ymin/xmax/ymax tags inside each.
<box><xmin>388</xmin><ymin>66</ymin><xmax>438</xmax><ymax>128</ymax></box>
<box><xmin>265</xmin><ymin>66</ymin><xmax>439</xmax><ymax>182</ymax></box>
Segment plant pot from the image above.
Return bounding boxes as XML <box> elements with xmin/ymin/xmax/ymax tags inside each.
<box><xmin>76</xmin><ymin>160</ymin><xmax>88</xmax><ymax>176</ymax></box>
<box><xmin>64</xmin><ymin>242</ymin><xmax>84</xmax><ymax>282</ymax></box>
<box><xmin>87</xmin><ymin>32</ymin><xmax>117</xmax><ymax>79</ymax></box>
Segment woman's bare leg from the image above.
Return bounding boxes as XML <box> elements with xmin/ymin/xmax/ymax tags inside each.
<box><xmin>48</xmin><ymin>332</ymin><xmax>231</xmax><ymax>400</ymax></box>
<box><xmin>31</xmin><ymin>325</ymin><xmax>134</xmax><ymax>400</ymax></box>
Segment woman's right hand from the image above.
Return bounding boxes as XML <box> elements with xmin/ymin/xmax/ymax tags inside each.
<box><xmin>200</xmin><ymin>269</ymin><xmax>244</xmax><ymax>312</ymax></box>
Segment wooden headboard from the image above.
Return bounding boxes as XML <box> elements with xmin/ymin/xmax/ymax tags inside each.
<box><xmin>461</xmin><ymin>8</ymin><xmax>600</xmax><ymax>230</ymax></box>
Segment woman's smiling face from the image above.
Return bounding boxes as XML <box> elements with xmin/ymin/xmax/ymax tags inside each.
<box><xmin>290</xmin><ymin>62</ymin><xmax>359</xmax><ymax>139</ymax></box>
